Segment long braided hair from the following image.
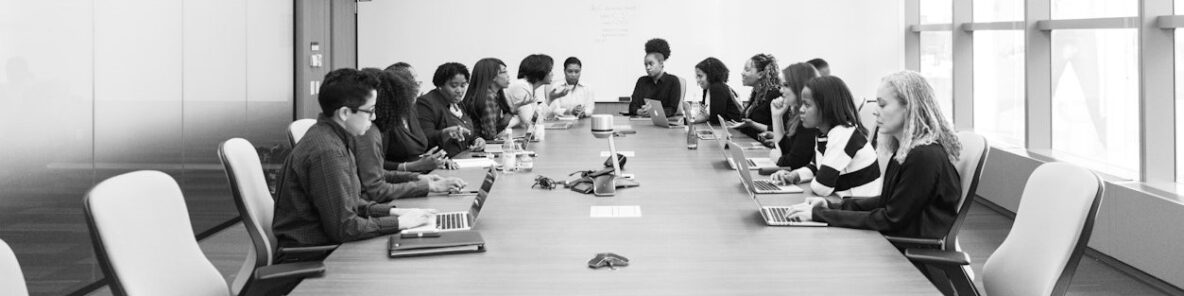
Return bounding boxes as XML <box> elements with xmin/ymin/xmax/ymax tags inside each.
<box><xmin>369</xmin><ymin>68</ymin><xmax>416</xmax><ymax>133</ymax></box>
<box><xmin>780</xmin><ymin>62</ymin><xmax>819</xmax><ymax>137</ymax></box>
<box><xmin>745</xmin><ymin>53</ymin><xmax>781</xmax><ymax>116</ymax></box>
<box><xmin>879</xmin><ymin>70</ymin><xmax>961</xmax><ymax>163</ymax></box>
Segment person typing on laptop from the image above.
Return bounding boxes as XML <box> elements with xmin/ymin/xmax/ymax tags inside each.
<box><xmin>783</xmin><ymin>71</ymin><xmax>961</xmax><ymax>240</ymax></box>
<box><xmin>273</xmin><ymin>68</ymin><xmax>437</xmax><ymax>250</ymax></box>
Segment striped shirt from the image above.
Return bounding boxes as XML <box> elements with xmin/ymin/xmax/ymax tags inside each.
<box><xmin>791</xmin><ymin>125</ymin><xmax>882</xmax><ymax>197</ymax></box>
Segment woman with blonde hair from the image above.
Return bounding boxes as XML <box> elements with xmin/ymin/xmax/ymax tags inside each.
<box><xmin>784</xmin><ymin>70</ymin><xmax>961</xmax><ymax>239</ymax></box>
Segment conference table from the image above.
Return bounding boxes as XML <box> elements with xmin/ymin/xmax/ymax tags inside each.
<box><xmin>289</xmin><ymin>117</ymin><xmax>941</xmax><ymax>295</ymax></box>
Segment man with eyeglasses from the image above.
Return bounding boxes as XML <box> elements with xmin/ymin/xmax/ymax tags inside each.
<box><xmin>273</xmin><ymin>68</ymin><xmax>438</xmax><ymax>251</ymax></box>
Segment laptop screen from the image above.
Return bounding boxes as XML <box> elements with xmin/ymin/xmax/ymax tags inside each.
<box><xmin>467</xmin><ymin>168</ymin><xmax>498</xmax><ymax>219</ymax></box>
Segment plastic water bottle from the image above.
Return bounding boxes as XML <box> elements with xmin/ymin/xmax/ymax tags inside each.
<box><xmin>501</xmin><ymin>139</ymin><xmax>517</xmax><ymax>174</ymax></box>
<box><xmin>686</xmin><ymin>124</ymin><xmax>699</xmax><ymax>150</ymax></box>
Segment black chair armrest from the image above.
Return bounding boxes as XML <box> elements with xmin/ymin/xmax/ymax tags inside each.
<box><xmin>904</xmin><ymin>248</ymin><xmax>971</xmax><ymax>266</ymax></box>
<box><xmin>884</xmin><ymin>235</ymin><xmax>944</xmax><ymax>248</ymax></box>
<box><xmin>254</xmin><ymin>261</ymin><xmax>325</xmax><ymax>281</ymax></box>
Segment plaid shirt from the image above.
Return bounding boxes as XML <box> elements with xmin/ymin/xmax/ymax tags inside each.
<box><xmin>273</xmin><ymin>116</ymin><xmax>401</xmax><ymax>247</ymax></box>
<box><xmin>474</xmin><ymin>91</ymin><xmax>512</xmax><ymax>140</ymax></box>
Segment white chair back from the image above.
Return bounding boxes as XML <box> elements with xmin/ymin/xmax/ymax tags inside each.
<box><xmin>0</xmin><ymin>238</ymin><xmax>29</xmax><ymax>296</ymax></box>
<box><xmin>945</xmin><ymin>132</ymin><xmax>989</xmax><ymax>250</ymax></box>
<box><xmin>83</xmin><ymin>171</ymin><xmax>228</xmax><ymax>296</ymax></box>
<box><xmin>676</xmin><ymin>76</ymin><xmax>688</xmax><ymax>116</ymax></box>
<box><xmin>982</xmin><ymin>162</ymin><xmax>1104</xmax><ymax>296</ymax></box>
<box><xmin>219</xmin><ymin>138</ymin><xmax>277</xmax><ymax>295</ymax></box>
<box><xmin>287</xmin><ymin>119</ymin><xmax>317</xmax><ymax>147</ymax></box>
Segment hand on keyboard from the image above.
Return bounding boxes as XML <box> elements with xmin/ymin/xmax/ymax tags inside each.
<box><xmin>783</xmin><ymin>206</ymin><xmax>813</xmax><ymax>223</ymax></box>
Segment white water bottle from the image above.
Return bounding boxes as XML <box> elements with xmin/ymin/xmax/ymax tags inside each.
<box><xmin>501</xmin><ymin>139</ymin><xmax>517</xmax><ymax>173</ymax></box>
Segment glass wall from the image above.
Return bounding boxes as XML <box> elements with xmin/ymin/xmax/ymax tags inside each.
<box><xmin>971</xmin><ymin>0</ymin><xmax>1024</xmax><ymax>147</ymax></box>
<box><xmin>0</xmin><ymin>0</ymin><xmax>292</xmax><ymax>294</ymax></box>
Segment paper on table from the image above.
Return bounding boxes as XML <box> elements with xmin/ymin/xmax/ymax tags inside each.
<box><xmin>590</xmin><ymin>206</ymin><xmax>642</xmax><ymax>218</ymax></box>
<box><xmin>599</xmin><ymin>151</ymin><xmax>636</xmax><ymax>157</ymax></box>
<box><xmin>451</xmin><ymin>158</ymin><xmax>498</xmax><ymax>168</ymax></box>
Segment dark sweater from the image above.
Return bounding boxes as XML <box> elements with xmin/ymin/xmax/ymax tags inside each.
<box><xmin>355</xmin><ymin>125</ymin><xmax>430</xmax><ymax>203</ymax></box>
<box><xmin>739</xmin><ymin>88</ymin><xmax>781</xmax><ymax>140</ymax></box>
<box><xmin>416</xmin><ymin>89</ymin><xmax>477</xmax><ymax>157</ymax></box>
<box><xmin>703</xmin><ymin>82</ymin><xmax>744</xmax><ymax>122</ymax></box>
<box><xmin>273</xmin><ymin>117</ymin><xmax>401</xmax><ymax>247</ymax></box>
<box><xmin>812</xmin><ymin>143</ymin><xmax>961</xmax><ymax>239</ymax></box>
<box><xmin>775</xmin><ymin>124</ymin><xmax>817</xmax><ymax>169</ymax></box>
<box><xmin>627</xmin><ymin>73</ymin><xmax>681</xmax><ymax>115</ymax></box>
<box><xmin>381</xmin><ymin>113</ymin><xmax>431</xmax><ymax>168</ymax></box>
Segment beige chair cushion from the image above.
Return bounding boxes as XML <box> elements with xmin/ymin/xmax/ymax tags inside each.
<box><xmin>287</xmin><ymin>118</ymin><xmax>317</xmax><ymax>147</ymax></box>
<box><xmin>86</xmin><ymin>171</ymin><xmax>228</xmax><ymax>296</ymax></box>
<box><xmin>220</xmin><ymin>138</ymin><xmax>276</xmax><ymax>294</ymax></box>
<box><xmin>0</xmin><ymin>238</ymin><xmax>29</xmax><ymax>296</ymax></box>
<box><xmin>982</xmin><ymin>162</ymin><xmax>1102</xmax><ymax>296</ymax></box>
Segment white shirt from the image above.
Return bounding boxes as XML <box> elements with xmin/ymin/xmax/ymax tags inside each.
<box><xmin>546</xmin><ymin>82</ymin><xmax>595</xmax><ymax>117</ymax></box>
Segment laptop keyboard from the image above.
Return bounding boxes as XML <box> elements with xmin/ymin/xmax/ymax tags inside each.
<box><xmin>436</xmin><ymin>212</ymin><xmax>466</xmax><ymax>230</ymax></box>
<box><xmin>754</xmin><ymin>180</ymin><xmax>782</xmax><ymax>191</ymax></box>
<box><xmin>763</xmin><ymin>208</ymin><xmax>789</xmax><ymax>223</ymax></box>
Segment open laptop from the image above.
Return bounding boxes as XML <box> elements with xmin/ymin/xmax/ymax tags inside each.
<box><xmin>729</xmin><ymin>140</ymin><xmax>802</xmax><ymax>194</ymax></box>
<box><xmin>729</xmin><ymin>147</ymin><xmax>827</xmax><ymax>227</ymax></box>
<box><xmin>402</xmin><ymin>167</ymin><xmax>498</xmax><ymax>234</ymax></box>
<box><xmin>714</xmin><ymin>115</ymin><xmax>777</xmax><ymax>170</ymax></box>
<box><xmin>644</xmin><ymin>99</ymin><xmax>683</xmax><ymax>128</ymax></box>
<box><xmin>543</xmin><ymin>121</ymin><xmax>573</xmax><ymax>130</ymax></box>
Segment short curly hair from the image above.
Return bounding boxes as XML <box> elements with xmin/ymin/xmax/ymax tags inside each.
<box><xmin>644</xmin><ymin>38</ymin><xmax>671</xmax><ymax>60</ymax></box>
<box><xmin>695</xmin><ymin>57</ymin><xmax>729</xmax><ymax>84</ymax></box>
<box><xmin>431</xmin><ymin>62</ymin><xmax>470</xmax><ymax>87</ymax></box>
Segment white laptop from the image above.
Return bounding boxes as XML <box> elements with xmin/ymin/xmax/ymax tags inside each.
<box><xmin>402</xmin><ymin>168</ymin><xmax>498</xmax><ymax>234</ymax></box>
<box><xmin>729</xmin><ymin>140</ymin><xmax>803</xmax><ymax>194</ymax></box>
<box><xmin>729</xmin><ymin>148</ymin><xmax>826</xmax><ymax>227</ymax></box>
<box><xmin>644</xmin><ymin>99</ymin><xmax>683</xmax><ymax>128</ymax></box>
<box><xmin>714</xmin><ymin>115</ymin><xmax>777</xmax><ymax>170</ymax></box>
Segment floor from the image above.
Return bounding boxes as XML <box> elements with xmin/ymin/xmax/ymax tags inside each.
<box><xmin>85</xmin><ymin>201</ymin><xmax>1180</xmax><ymax>296</ymax></box>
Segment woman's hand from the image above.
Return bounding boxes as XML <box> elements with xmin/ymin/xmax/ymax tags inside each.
<box><xmin>771</xmin><ymin>97</ymin><xmax>791</xmax><ymax>116</ymax></box>
<box><xmin>770</xmin><ymin>170</ymin><xmax>800</xmax><ymax>185</ymax></box>
<box><xmin>441</xmin><ymin>126</ymin><xmax>470</xmax><ymax>142</ymax></box>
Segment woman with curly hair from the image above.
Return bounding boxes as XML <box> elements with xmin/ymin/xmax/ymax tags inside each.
<box><xmin>625</xmin><ymin>38</ymin><xmax>681</xmax><ymax>117</ymax></box>
<box><xmin>462</xmin><ymin>58</ymin><xmax>514</xmax><ymax>140</ymax></box>
<box><xmin>727</xmin><ymin>53</ymin><xmax>782</xmax><ymax>143</ymax></box>
<box><xmin>691</xmin><ymin>57</ymin><xmax>743</xmax><ymax>124</ymax></box>
<box><xmin>376</xmin><ymin>64</ymin><xmax>456</xmax><ymax>172</ymax></box>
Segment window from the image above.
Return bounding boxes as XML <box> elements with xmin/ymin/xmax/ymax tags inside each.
<box><xmin>1050</xmin><ymin>29</ymin><xmax>1139</xmax><ymax>179</ymax></box>
<box><xmin>971</xmin><ymin>0</ymin><xmax>1024</xmax><ymax>147</ymax></box>
<box><xmin>973</xmin><ymin>31</ymin><xmax>1025</xmax><ymax>147</ymax></box>
<box><xmin>1176</xmin><ymin>1</ymin><xmax>1184</xmax><ymax>182</ymax></box>
<box><xmin>920</xmin><ymin>31</ymin><xmax>953</xmax><ymax>122</ymax></box>
<box><xmin>1050</xmin><ymin>0</ymin><xmax>1136</xmax><ymax>20</ymax></box>
<box><xmin>920</xmin><ymin>0</ymin><xmax>951</xmax><ymax>24</ymax></box>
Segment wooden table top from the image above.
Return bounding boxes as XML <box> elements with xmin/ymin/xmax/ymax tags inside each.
<box><xmin>290</xmin><ymin>117</ymin><xmax>940</xmax><ymax>295</ymax></box>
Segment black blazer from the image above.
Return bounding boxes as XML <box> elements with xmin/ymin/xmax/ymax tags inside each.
<box><xmin>381</xmin><ymin>111</ymin><xmax>431</xmax><ymax>169</ymax></box>
<box><xmin>776</xmin><ymin>124</ymin><xmax>818</xmax><ymax>169</ymax></box>
<box><xmin>703</xmin><ymin>82</ymin><xmax>744</xmax><ymax>122</ymax></box>
<box><xmin>415</xmin><ymin>89</ymin><xmax>476</xmax><ymax>157</ymax></box>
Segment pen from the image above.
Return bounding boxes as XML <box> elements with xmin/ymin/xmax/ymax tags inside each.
<box><xmin>401</xmin><ymin>232</ymin><xmax>441</xmax><ymax>239</ymax></box>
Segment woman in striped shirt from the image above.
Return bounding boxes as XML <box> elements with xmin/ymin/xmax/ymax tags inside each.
<box><xmin>769</xmin><ymin>75</ymin><xmax>882</xmax><ymax>198</ymax></box>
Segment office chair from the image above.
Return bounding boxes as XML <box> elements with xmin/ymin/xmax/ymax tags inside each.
<box><xmin>83</xmin><ymin>171</ymin><xmax>322</xmax><ymax>296</ymax></box>
<box><xmin>287</xmin><ymin>119</ymin><xmax>317</xmax><ymax>147</ymax></box>
<box><xmin>219</xmin><ymin>138</ymin><xmax>332</xmax><ymax>295</ymax></box>
<box><xmin>904</xmin><ymin>162</ymin><xmax>1105</xmax><ymax>296</ymax></box>
<box><xmin>885</xmin><ymin>132</ymin><xmax>989</xmax><ymax>251</ymax></box>
<box><xmin>0</xmin><ymin>238</ymin><xmax>29</xmax><ymax>296</ymax></box>
<box><xmin>675</xmin><ymin>76</ymin><xmax>688</xmax><ymax>117</ymax></box>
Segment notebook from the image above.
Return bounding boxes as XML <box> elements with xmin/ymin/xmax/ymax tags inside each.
<box><xmin>388</xmin><ymin>230</ymin><xmax>486</xmax><ymax>258</ymax></box>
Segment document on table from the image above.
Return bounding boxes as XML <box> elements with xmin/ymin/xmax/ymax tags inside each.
<box><xmin>590</xmin><ymin>206</ymin><xmax>642</xmax><ymax>218</ymax></box>
<box><xmin>451</xmin><ymin>158</ymin><xmax>498</xmax><ymax>168</ymax></box>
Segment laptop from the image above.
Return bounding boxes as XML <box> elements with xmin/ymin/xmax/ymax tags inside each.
<box><xmin>543</xmin><ymin>121</ymin><xmax>573</xmax><ymax>130</ymax></box>
<box><xmin>644</xmin><ymin>99</ymin><xmax>683</xmax><ymax>128</ymax></box>
<box><xmin>402</xmin><ymin>167</ymin><xmax>498</xmax><ymax>234</ymax></box>
<box><xmin>714</xmin><ymin>115</ymin><xmax>777</xmax><ymax>170</ymax></box>
<box><xmin>728</xmin><ymin>140</ymin><xmax>802</xmax><ymax>194</ymax></box>
<box><xmin>729</xmin><ymin>146</ymin><xmax>827</xmax><ymax>227</ymax></box>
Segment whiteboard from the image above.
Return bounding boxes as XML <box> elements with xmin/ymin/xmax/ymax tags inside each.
<box><xmin>358</xmin><ymin>0</ymin><xmax>903</xmax><ymax>103</ymax></box>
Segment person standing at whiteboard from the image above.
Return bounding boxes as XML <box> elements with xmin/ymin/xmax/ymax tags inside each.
<box><xmin>545</xmin><ymin>57</ymin><xmax>595</xmax><ymax>118</ymax></box>
<box><xmin>505</xmin><ymin>54</ymin><xmax>555</xmax><ymax>131</ymax></box>
<box><xmin>624</xmin><ymin>38</ymin><xmax>681</xmax><ymax>117</ymax></box>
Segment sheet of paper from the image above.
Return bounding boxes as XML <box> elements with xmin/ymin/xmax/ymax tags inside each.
<box><xmin>590</xmin><ymin>206</ymin><xmax>642</xmax><ymax>218</ymax></box>
<box><xmin>452</xmin><ymin>158</ymin><xmax>497</xmax><ymax>168</ymax></box>
<box><xmin>599</xmin><ymin>151</ymin><xmax>636</xmax><ymax>157</ymax></box>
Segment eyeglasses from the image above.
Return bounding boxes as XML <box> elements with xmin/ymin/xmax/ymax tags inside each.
<box><xmin>355</xmin><ymin>107</ymin><xmax>377</xmax><ymax>120</ymax></box>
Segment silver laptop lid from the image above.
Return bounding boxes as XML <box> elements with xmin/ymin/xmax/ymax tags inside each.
<box><xmin>467</xmin><ymin>167</ymin><xmax>498</xmax><ymax>220</ymax></box>
<box><xmin>644</xmin><ymin>99</ymin><xmax>670</xmax><ymax>126</ymax></box>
